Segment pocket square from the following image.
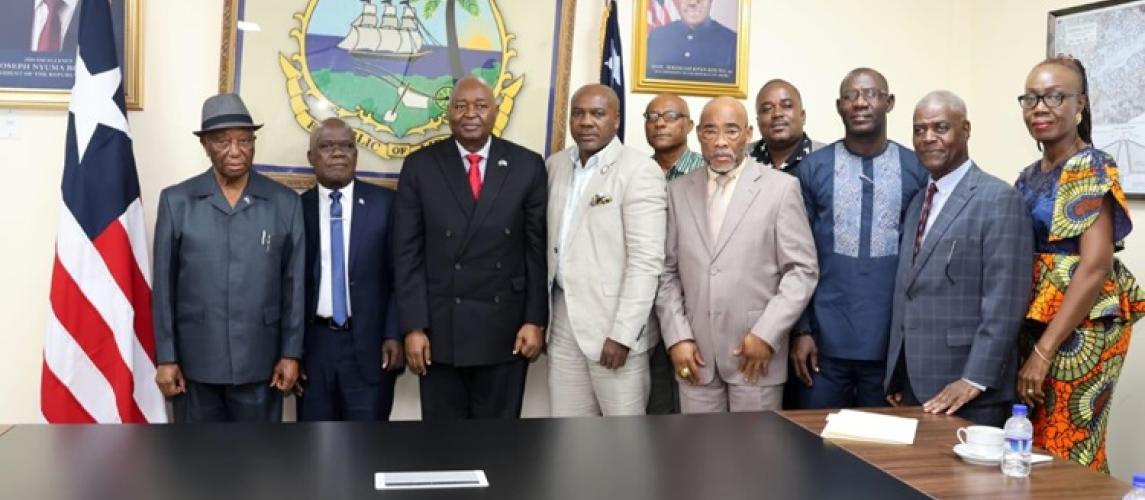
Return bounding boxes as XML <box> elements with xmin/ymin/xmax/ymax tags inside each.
<box><xmin>590</xmin><ymin>193</ymin><xmax>613</xmax><ymax>207</ymax></box>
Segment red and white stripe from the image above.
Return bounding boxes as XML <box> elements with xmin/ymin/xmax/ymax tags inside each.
<box><xmin>647</xmin><ymin>0</ymin><xmax>680</xmax><ymax>31</ymax></box>
<box><xmin>42</xmin><ymin>199</ymin><xmax>166</xmax><ymax>423</ymax></box>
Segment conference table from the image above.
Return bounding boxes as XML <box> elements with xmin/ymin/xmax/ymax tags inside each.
<box><xmin>0</xmin><ymin>407</ymin><xmax>1127</xmax><ymax>499</ymax></box>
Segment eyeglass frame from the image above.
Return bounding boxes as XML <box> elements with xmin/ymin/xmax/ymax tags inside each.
<box><xmin>643</xmin><ymin>111</ymin><xmax>689</xmax><ymax>123</ymax></box>
<box><xmin>1016</xmin><ymin>92</ymin><xmax>1082</xmax><ymax>109</ymax></box>
<box><xmin>698</xmin><ymin>124</ymin><xmax>745</xmax><ymax>142</ymax></box>
<box><xmin>839</xmin><ymin>88</ymin><xmax>889</xmax><ymax>102</ymax></box>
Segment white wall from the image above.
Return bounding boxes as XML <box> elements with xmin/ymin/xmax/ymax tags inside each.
<box><xmin>0</xmin><ymin>0</ymin><xmax>1141</xmax><ymax>481</ymax></box>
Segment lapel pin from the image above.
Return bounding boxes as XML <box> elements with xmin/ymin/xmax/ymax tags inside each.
<box><xmin>498</xmin><ymin>159</ymin><xmax>508</xmax><ymax>167</ymax></box>
<box><xmin>243</xmin><ymin>196</ymin><xmax>251</xmax><ymax>204</ymax></box>
<box><xmin>358</xmin><ymin>198</ymin><xmax>365</xmax><ymax>205</ymax></box>
<box><xmin>590</xmin><ymin>194</ymin><xmax>613</xmax><ymax>207</ymax></box>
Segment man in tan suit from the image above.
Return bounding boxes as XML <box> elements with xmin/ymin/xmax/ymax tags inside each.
<box><xmin>546</xmin><ymin>84</ymin><xmax>667</xmax><ymax>416</ymax></box>
<box><xmin>656</xmin><ymin>97</ymin><xmax>818</xmax><ymax>413</ymax></box>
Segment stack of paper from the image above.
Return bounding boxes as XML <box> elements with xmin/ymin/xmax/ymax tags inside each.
<box><xmin>821</xmin><ymin>409</ymin><xmax>918</xmax><ymax>445</ymax></box>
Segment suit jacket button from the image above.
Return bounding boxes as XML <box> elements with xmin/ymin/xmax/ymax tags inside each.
<box><xmin>493</xmin><ymin>295</ymin><xmax>501</xmax><ymax>304</ymax></box>
<box><xmin>455</xmin><ymin>297</ymin><xmax>462</xmax><ymax>304</ymax></box>
<box><xmin>495</xmin><ymin>262</ymin><xmax>502</xmax><ymax>269</ymax></box>
<box><xmin>710</xmin><ymin>268</ymin><xmax>719</xmax><ymax>276</ymax></box>
<box><xmin>504</xmin><ymin>228</ymin><xmax>511</xmax><ymax>236</ymax></box>
<box><xmin>349</xmin><ymin>281</ymin><xmax>355</xmax><ymax>287</ymax></box>
<box><xmin>445</xmin><ymin>230</ymin><xmax>453</xmax><ymax>238</ymax></box>
<box><xmin>455</xmin><ymin>263</ymin><xmax>462</xmax><ymax>270</ymax></box>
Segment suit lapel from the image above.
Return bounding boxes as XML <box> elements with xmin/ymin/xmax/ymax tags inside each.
<box><xmin>712</xmin><ymin>162</ymin><xmax>763</xmax><ymax>260</ymax></box>
<box><xmin>459</xmin><ymin>139</ymin><xmax>510</xmax><ymax>253</ymax></box>
<box><xmin>433</xmin><ymin>139</ymin><xmax>477</xmax><ymax>218</ymax></box>
<box><xmin>684</xmin><ymin>171</ymin><xmax>713</xmax><ymax>256</ymax></box>
<box><xmin>302</xmin><ymin>188</ymin><xmax>320</xmax><ymax>285</ymax></box>
<box><xmin>348</xmin><ymin>181</ymin><xmax>368</xmax><ymax>273</ymax></box>
<box><xmin>908</xmin><ymin>165</ymin><xmax>980</xmax><ymax>285</ymax></box>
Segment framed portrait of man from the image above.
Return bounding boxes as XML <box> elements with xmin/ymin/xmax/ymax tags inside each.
<box><xmin>633</xmin><ymin>0</ymin><xmax>749</xmax><ymax>98</ymax></box>
<box><xmin>0</xmin><ymin>0</ymin><xmax>143</xmax><ymax>109</ymax></box>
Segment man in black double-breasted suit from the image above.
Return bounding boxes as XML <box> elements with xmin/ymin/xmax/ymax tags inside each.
<box><xmin>394</xmin><ymin>76</ymin><xmax>548</xmax><ymax>419</ymax></box>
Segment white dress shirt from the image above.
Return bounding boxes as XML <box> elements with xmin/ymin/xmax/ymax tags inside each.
<box><xmin>555</xmin><ymin>138</ymin><xmax>617</xmax><ymax>287</ymax></box>
<box><xmin>31</xmin><ymin>0</ymin><xmax>78</xmax><ymax>51</ymax></box>
<box><xmin>456</xmin><ymin>137</ymin><xmax>491</xmax><ymax>181</ymax></box>
<box><xmin>316</xmin><ymin>181</ymin><xmax>354</xmax><ymax>318</ymax></box>
<box><xmin>920</xmin><ymin>158</ymin><xmax>972</xmax><ymax>242</ymax></box>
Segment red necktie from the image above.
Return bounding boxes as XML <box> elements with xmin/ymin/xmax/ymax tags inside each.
<box><xmin>466</xmin><ymin>153</ymin><xmax>483</xmax><ymax>200</ymax></box>
<box><xmin>37</xmin><ymin>0</ymin><xmax>62</xmax><ymax>52</ymax></box>
<box><xmin>913</xmin><ymin>182</ymin><xmax>939</xmax><ymax>259</ymax></box>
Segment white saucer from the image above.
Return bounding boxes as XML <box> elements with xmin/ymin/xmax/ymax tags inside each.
<box><xmin>953</xmin><ymin>443</ymin><xmax>1002</xmax><ymax>465</ymax></box>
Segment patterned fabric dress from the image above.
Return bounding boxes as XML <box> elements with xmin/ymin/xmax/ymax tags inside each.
<box><xmin>1014</xmin><ymin>147</ymin><xmax>1145</xmax><ymax>472</ymax></box>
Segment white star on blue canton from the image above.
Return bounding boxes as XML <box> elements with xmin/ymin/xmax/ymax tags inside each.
<box><xmin>605</xmin><ymin>44</ymin><xmax>623</xmax><ymax>86</ymax></box>
<box><xmin>69</xmin><ymin>53</ymin><xmax>129</xmax><ymax>163</ymax></box>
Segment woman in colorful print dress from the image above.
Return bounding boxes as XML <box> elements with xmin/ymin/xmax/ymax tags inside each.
<box><xmin>1013</xmin><ymin>56</ymin><xmax>1145</xmax><ymax>473</ymax></box>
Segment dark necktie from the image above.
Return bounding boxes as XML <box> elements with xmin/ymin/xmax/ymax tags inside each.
<box><xmin>913</xmin><ymin>182</ymin><xmax>939</xmax><ymax>259</ymax></box>
<box><xmin>330</xmin><ymin>191</ymin><xmax>348</xmax><ymax>325</ymax></box>
<box><xmin>37</xmin><ymin>0</ymin><xmax>62</xmax><ymax>52</ymax></box>
<box><xmin>466</xmin><ymin>153</ymin><xmax>483</xmax><ymax>199</ymax></box>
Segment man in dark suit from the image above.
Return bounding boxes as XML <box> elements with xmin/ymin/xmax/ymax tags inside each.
<box><xmin>298</xmin><ymin>118</ymin><xmax>404</xmax><ymax>421</ymax></box>
<box><xmin>394</xmin><ymin>76</ymin><xmax>547</xmax><ymax>420</ymax></box>
<box><xmin>152</xmin><ymin>93</ymin><xmax>304</xmax><ymax>422</ymax></box>
<box><xmin>884</xmin><ymin>91</ymin><xmax>1033</xmax><ymax>426</ymax></box>
<box><xmin>0</xmin><ymin>0</ymin><xmax>80</xmax><ymax>52</ymax></box>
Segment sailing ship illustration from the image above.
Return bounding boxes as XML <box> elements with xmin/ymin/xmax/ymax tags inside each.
<box><xmin>338</xmin><ymin>0</ymin><xmax>433</xmax><ymax>59</ymax></box>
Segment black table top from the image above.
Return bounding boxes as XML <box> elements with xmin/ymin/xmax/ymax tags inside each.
<box><xmin>0</xmin><ymin>412</ymin><xmax>927</xmax><ymax>500</ymax></box>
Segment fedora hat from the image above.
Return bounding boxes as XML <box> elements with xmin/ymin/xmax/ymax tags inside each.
<box><xmin>192</xmin><ymin>93</ymin><xmax>263</xmax><ymax>136</ymax></box>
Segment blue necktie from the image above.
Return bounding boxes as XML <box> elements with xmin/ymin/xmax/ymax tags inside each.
<box><xmin>330</xmin><ymin>191</ymin><xmax>348</xmax><ymax>326</ymax></box>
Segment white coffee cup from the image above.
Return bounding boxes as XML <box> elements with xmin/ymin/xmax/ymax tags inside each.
<box><xmin>956</xmin><ymin>425</ymin><xmax>1004</xmax><ymax>456</ymax></box>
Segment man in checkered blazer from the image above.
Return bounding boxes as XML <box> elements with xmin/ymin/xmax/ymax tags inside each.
<box><xmin>883</xmin><ymin>91</ymin><xmax>1033</xmax><ymax>426</ymax></box>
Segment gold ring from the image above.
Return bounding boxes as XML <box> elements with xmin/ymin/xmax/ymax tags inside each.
<box><xmin>678</xmin><ymin>367</ymin><xmax>692</xmax><ymax>379</ymax></box>
<box><xmin>1026</xmin><ymin>389</ymin><xmax>1035</xmax><ymax>394</ymax></box>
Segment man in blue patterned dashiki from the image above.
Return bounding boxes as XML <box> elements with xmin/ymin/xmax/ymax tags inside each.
<box><xmin>789</xmin><ymin>68</ymin><xmax>928</xmax><ymax>409</ymax></box>
<box><xmin>643</xmin><ymin>93</ymin><xmax>705</xmax><ymax>414</ymax></box>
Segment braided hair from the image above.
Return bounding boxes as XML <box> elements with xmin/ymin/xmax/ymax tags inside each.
<box><xmin>1040</xmin><ymin>55</ymin><xmax>1093</xmax><ymax>144</ymax></box>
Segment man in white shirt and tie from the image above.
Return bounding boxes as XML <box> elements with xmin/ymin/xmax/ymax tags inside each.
<box><xmin>0</xmin><ymin>0</ymin><xmax>80</xmax><ymax>52</ymax></box>
<box><xmin>299</xmin><ymin>118</ymin><xmax>404</xmax><ymax>421</ymax></box>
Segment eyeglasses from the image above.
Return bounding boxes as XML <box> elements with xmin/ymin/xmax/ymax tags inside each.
<box><xmin>698</xmin><ymin>125</ymin><xmax>744</xmax><ymax>142</ymax></box>
<box><xmin>643</xmin><ymin>111</ymin><xmax>688</xmax><ymax>123</ymax></box>
<box><xmin>840</xmin><ymin>88</ymin><xmax>887</xmax><ymax>102</ymax></box>
<box><xmin>1017</xmin><ymin>92</ymin><xmax>1081</xmax><ymax>109</ymax></box>
<box><xmin>316</xmin><ymin>142</ymin><xmax>356</xmax><ymax>155</ymax></box>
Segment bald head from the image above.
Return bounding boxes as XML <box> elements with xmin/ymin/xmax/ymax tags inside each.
<box><xmin>573</xmin><ymin>84</ymin><xmax>620</xmax><ymax>112</ymax></box>
<box><xmin>912</xmin><ymin>90</ymin><xmax>971</xmax><ymax>179</ymax></box>
<box><xmin>698</xmin><ymin>97</ymin><xmax>752</xmax><ymax>171</ymax></box>
<box><xmin>915</xmin><ymin>90</ymin><xmax>967</xmax><ymax>119</ymax></box>
<box><xmin>839</xmin><ymin>67</ymin><xmax>889</xmax><ymax>95</ymax></box>
<box><xmin>309</xmin><ymin>117</ymin><xmax>351</xmax><ymax>150</ymax></box>
<box><xmin>449</xmin><ymin>75</ymin><xmax>498</xmax><ymax>151</ymax></box>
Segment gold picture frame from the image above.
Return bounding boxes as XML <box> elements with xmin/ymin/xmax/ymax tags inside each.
<box><xmin>632</xmin><ymin>0</ymin><xmax>749</xmax><ymax>98</ymax></box>
<box><xmin>0</xmin><ymin>0</ymin><xmax>144</xmax><ymax>110</ymax></box>
<box><xmin>217</xmin><ymin>0</ymin><xmax>577</xmax><ymax>189</ymax></box>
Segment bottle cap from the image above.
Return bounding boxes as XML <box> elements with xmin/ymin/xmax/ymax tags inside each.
<box><xmin>1012</xmin><ymin>404</ymin><xmax>1028</xmax><ymax>416</ymax></box>
<box><xmin>1133</xmin><ymin>473</ymin><xmax>1145</xmax><ymax>487</ymax></box>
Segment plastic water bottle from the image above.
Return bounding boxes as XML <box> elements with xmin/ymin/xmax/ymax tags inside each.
<box><xmin>1001</xmin><ymin>404</ymin><xmax>1033</xmax><ymax>477</ymax></box>
<box><xmin>1124</xmin><ymin>473</ymin><xmax>1145</xmax><ymax>499</ymax></box>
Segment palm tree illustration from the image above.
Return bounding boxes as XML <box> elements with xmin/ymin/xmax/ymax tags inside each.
<box><xmin>412</xmin><ymin>0</ymin><xmax>480</xmax><ymax>83</ymax></box>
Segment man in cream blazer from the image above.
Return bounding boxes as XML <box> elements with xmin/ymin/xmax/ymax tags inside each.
<box><xmin>656</xmin><ymin>97</ymin><xmax>818</xmax><ymax>412</ymax></box>
<box><xmin>546</xmin><ymin>85</ymin><xmax>667</xmax><ymax>416</ymax></box>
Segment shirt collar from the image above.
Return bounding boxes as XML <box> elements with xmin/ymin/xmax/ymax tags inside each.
<box><xmin>749</xmin><ymin>134</ymin><xmax>813</xmax><ymax>171</ymax></box>
<box><xmin>318</xmin><ymin>178</ymin><xmax>356</xmax><ymax>201</ymax></box>
<box><xmin>571</xmin><ymin>136</ymin><xmax>619</xmax><ymax>170</ymax></box>
<box><xmin>932</xmin><ymin>159</ymin><xmax>972</xmax><ymax>194</ymax></box>
<box><xmin>456</xmin><ymin>137</ymin><xmax>492</xmax><ymax>161</ymax></box>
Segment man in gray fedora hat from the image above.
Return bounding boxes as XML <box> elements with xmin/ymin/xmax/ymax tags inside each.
<box><xmin>151</xmin><ymin>93</ymin><xmax>305</xmax><ymax>422</ymax></box>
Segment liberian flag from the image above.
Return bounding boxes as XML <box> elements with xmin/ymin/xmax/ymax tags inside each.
<box><xmin>647</xmin><ymin>0</ymin><xmax>680</xmax><ymax>31</ymax></box>
<box><xmin>41</xmin><ymin>0</ymin><xmax>165</xmax><ymax>423</ymax></box>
